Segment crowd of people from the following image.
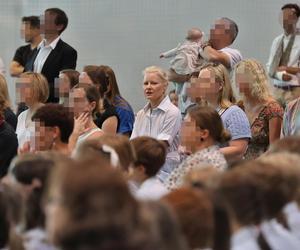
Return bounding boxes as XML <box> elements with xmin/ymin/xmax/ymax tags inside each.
<box><xmin>1</xmin><ymin>3</ymin><xmax>300</xmax><ymax>250</ymax></box>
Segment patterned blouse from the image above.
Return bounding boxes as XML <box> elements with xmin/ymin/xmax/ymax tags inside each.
<box><xmin>245</xmin><ymin>101</ymin><xmax>283</xmax><ymax>160</ymax></box>
<box><xmin>165</xmin><ymin>145</ymin><xmax>227</xmax><ymax>190</ymax></box>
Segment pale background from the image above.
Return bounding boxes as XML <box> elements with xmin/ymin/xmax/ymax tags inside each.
<box><xmin>0</xmin><ymin>0</ymin><xmax>295</xmax><ymax>111</ymax></box>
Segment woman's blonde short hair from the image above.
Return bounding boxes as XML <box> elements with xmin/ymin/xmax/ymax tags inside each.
<box><xmin>233</xmin><ymin>59</ymin><xmax>272</xmax><ymax>101</ymax></box>
<box><xmin>198</xmin><ymin>63</ymin><xmax>234</xmax><ymax>109</ymax></box>
<box><xmin>0</xmin><ymin>74</ymin><xmax>11</xmax><ymax>108</ymax></box>
<box><xmin>20</xmin><ymin>72</ymin><xmax>49</xmax><ymax>103</ymax></box>
<box><xmin>143</xmin><ymin>66</ymin><xmax>168</xmax><ymax>84</ymax></box>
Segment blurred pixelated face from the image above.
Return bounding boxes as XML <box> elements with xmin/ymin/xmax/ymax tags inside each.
<box><xmin>143</xmin><ymin>72</ymin><xmax>167</xmax><ymax>104</ymax></box>
<box><xmin>281</xmin><ymin>8</ymin><xmax>298</xmax><ymax>33</ymax></box>
<box><xmin>21</xmin><ymin>21</ymin><xmax>34</xmax><ymax>43</ymax></box>
<box><xmin>40</xmin><ymin>11</ymin><xmax>60</xmax><ymax>37</ymax></box>
<box><xmin>79</xmin><ymin>72</ymin><xmax>93</xmax><ymax>85</ymax></box>
<box><xmin>187</xmin><ymin>69</ymin><xmax>220</xmax><ymax>103</ymax></box>
<box><xmin>16</xmin><ymin>77</ymin><xmax>33</xmax><ymax>104</ymax></box>
<box><xmin>33</xmin><ymin>121</ymin><xmax>56</xmax><ymax>151</ymax></box>
<box><xmin>55</xmin><ymin>73</ymin><xmax>71</xmax><ymax>98</ymax></box>
<box><xmin>169</xmin><ymin>92</ymin><xmax>179</xmax><ymax>107</ymax></box>
<box><xmin>210</xmin><ymin>19</ymin><xmax>232</xmax><ymax>47</ymax></box>
<box><xmin>235</xmin><ymin>66</ymin><xmax>252</xmax><ymax>97</ymax></box>
<box><xmin>180</xmin><ymin>113</ymin><xmax>201</xmax><ymax>150</ymax></box>
<box><xmin>69</xmin><ymin>88</ymin><xmax>91</xmax><ymax>117</ymax></box>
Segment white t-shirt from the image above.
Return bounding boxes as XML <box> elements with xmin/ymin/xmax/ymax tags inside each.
<box><xmin>16</xmin><ymin>109</ymin><xmax>35</xmax><ymax>149</ymax></box>
<box><xmin>219</xmin><ymin>47</ymin><xmax>243</xmax><ymax>69</ymax></box>
<box><xmin>134</xmin><ymin>177</ymin><xmax>169</xmax><ymax>200</ymax></box>
<box><xmin>0</xmin><ymin>57</ymin><xmax>5</xmax><ymax>75</ymax></box>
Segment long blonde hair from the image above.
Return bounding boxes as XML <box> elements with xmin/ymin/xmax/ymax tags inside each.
<box><xmin>0</xmin><ymin>74</ymin><xmax>11</xmax><ymax>108</ymax></box>
<box><xmin>199</xmin><ymin>63</ymin><xmax>235</xmax><ymax>109</ymax></box>
<box><xmin>233</xmin><ymin>59</ymin><xmax>272</xmax><ymax>102</ymax></box>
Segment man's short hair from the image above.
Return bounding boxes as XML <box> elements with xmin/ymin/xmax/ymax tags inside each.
<box><xmin>131</xmin><ymin>136</ymin><xmax>166</xmax><ymax>177</ymax></box>
<box><xmin>221</xmin><ymin>17</ymin><xmax>239</xmax><ymax>43</ymax></box>
<box><xmin>22</xmin><ymin>16</ymin><xmax>40</xmax><ymax>29</ymax></box>
<box><xmin>32</xmin><ymin>103</ymin><xmax>74</xmax><ymax>143</ymax></box>
<box><xmin>282</xmin><ymin>3</ymin><xmax>300</xmax><ymax>18</ymax></box>
<box><xmin>45</xmin><ymin>8</ymin><xmax>68</xmax><ymax>34</ymax></box>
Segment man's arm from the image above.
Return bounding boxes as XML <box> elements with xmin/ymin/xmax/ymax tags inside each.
<box><xmin>199</xmin><ymin>45</ymin><xmax>231</xmax><ymax>68</ymax></box>
<box><xmin>10</xmin><ymin>61</ymin><xmax>24</xmax><ymax>77</ymax></box>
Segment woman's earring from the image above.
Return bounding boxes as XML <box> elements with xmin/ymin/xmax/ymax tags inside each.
<box><xmin>200</xmin><ymin>137</ymin><xmax>204</xmax><ymax>142</ymax></box>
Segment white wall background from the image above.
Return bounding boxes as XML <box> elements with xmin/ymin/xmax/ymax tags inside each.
<box><xmin>0</xmin><ymin>0</ymin><xmax>296</xmax><ymax>111</ymax></box>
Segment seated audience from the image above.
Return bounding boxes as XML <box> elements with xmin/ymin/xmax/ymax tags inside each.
<box><xmin>81</xmin><ymin>65</ymin><xmax>119</xmax><ymax>134</ymax></box>
<box><xmin>166</xmin><ymin>105</ymin><xmax>229</xmax><ymax>190</ymax></box>
<box><xmin>188</xmin><ymin>63</ymin><xmax>251</xmax><ymax>162</ymax></box>
<box><xmin>68</xmin><ymin>84</ymin><xmax>103</xmax><ymax>151</ymax></box>
<box><xmin>45</xmin><ymin>158</ymin><xmax>165</xmax><ymax>250</ymax></box>
<box><xmin>29</xmin><ymin>103</ymin><xmax>73</xmax><ymax>154</ymax></box>
<box><xmin>8</xmin><ymin>153</ymin><xmax>58</xmax><ymax>250</ymax></box>
<box><xmin>56</xmin><ymin>69</ymin><xmax>79</xmax><ymax>105</ymax></box>
<box><xmin>82</xmin><ymin>65</ymin><xmax>134</xmax><ymax>135</ymax></box>
<box><xmin>233</xmin><ymin>59</ymin><xmax>283</xmax><ymax>159</ymax></box>
<box><xmin>0</xmin><ymin>74</ymin><xmax>17</xmax><ymax>130</ymax></box>
<box><xmin>129</xmin><ymin>136</ymin><xmax>168</xmax><ymax>200</ymax></box>
<box><xmin>0</xmin><ymin>188</ymin><xmax>10</xmax><ymax>250</ymax></box>
<box><xmin>131</xmin><ymin>66</ymin><xmax>181</xmax><ymax>182</ymax></box>
<box><xmin>0</xmin><ymin>92</ymin><xmax>18</xmax><ymax>177</ymax></box>
<box><xmin>162</xmin><ymin>188</ymin><xmax>214</xmax><ymax>250</ymax></box>
<box><xmin>16</xmin><ymin>72</ymin><xmax>49</xmax><ymax>150</ymax></box>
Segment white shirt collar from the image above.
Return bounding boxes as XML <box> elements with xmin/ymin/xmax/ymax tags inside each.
<box><xmin>143</xmin><ymin>95</ymin><xmax>171</xmax><ymax>112</ymax></box>
<box><xmin>38</xmin><ymin>36</ymin><xmax>61</xmax><ymax>50</ymax></box>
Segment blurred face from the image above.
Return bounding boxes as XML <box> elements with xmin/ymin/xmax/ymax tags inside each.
<box><xmin>281</xmin><ymin>8</ymin><xmax>298</xmax><ymax>34</ymax></box>
<box><xmin>235</xmin><ymin>67</ymin><xmax>252</xmax><ymax>98</ymax></box>
<box><xmin>33</xmin><ymin>121</ymin><xmax>56</xmax><ymax>151</ymax></box>
<box><xmin>79</xmin><ymin>72</ymin><xmax>93</xmax><ymax>85</ymax></box>
<box><xmin>143</xmin><ymin>72</ymin><xmax>167</xmax><ymax>104</ymax></box>
<box><xmin>187</xmin><ymin>69</ymin><xmax>220</xmax><ymax>103</ymax></box>
<box><xmin>40</xmin><ymin>11</ymin><xmax>61</xmax><ymax>38</ymax></box>
<box><xmin>69</xmin><ymin>88</ymin><xmax>93</xmax><ymax>117</ymax></box>
<box><xmin>180</xmin><ymin>113</ymin><xmax>202</xmax><ymax>151</ymax></box>
<box><xmin>16</xmin><ymin>77</ymin><xmax>34</xmax><ymax>105</ymax></box>
<box><xmin>56</xmin><ymin>73</ymin><xmax>71</xmax><ymax>98</ymax></box>
<box><xmin>21</xmin><ymin>21</ymin><xmax>36</xmax><ymax>43</ymax></box>
<box><xmin>210</xmin><ymin>19</ymin><xmax>232</xmax><ymax>48</ymax></box>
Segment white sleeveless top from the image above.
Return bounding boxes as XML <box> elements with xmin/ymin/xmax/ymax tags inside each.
<box><xmin>77</xmin><ymin>127</ymin><xmax>102</xmax><ymax>145</ymax></box>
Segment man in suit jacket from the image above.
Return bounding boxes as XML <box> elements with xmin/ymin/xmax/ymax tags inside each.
<box><xmin>31</xmin><ymin>8</ymin><xmax>77</xmax><ymax>103</ymax></box>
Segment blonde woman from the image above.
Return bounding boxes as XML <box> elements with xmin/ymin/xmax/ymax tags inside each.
<box><xmin>0</xmin><ymin>74</ymin><xmax>17</xmax><ymax>130</ymax></box>
<box><xmin>131</xmin><ymin>66</ymin><xmax>181</xmax><ymax>182</ymax></box>
<box><xmin>187</xmin><ymin>63</ymin><xmax>251</xmax><ymax>162</ymax></box>
<box><xmin>16</xmin><ymin>72</ymin><xmax>49</xmax><ymax>150</ymax></box>
<box><xmin>233</xmin><ymin>59</ymin><xmax>283</xmax><ymax>160</ymax></box>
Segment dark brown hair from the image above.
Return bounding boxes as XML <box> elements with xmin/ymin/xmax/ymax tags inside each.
<box><xmin>187</xmin><ymin>105</ymin><xmax>231</xmax><ymax>143</ymax></box>
<box><xmin>131</xmin><ymin>136</ymin><xmax>167</xmax><ymax>177</ymax></box>
<box><xmin>162</xmin><ymin>188</ymin><xmax>214</xmax><ymax>249</ymax></box>
<box><xmin>282</xmin><ymin>3</ymin><xmax>300</xmax><ymax>17</ymax></box>
<box><xmin>32</xmin><ymin>103</ymin><xmax>74</xmax><ymax>143</ymax></box>
<box><xmin>45</xmin><ymin>8</ymin><xmax>68</xmax><ymax>34</ymax></box>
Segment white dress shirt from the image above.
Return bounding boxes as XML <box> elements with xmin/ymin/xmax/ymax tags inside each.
<box><xmin>16</xmin><ymin>109</ymin><xmax>35</xmax><ymax>149</ymax></box>
<box><xmin>261</xmin><ymin>219</ymin><xmax>300</xmax><ymax>250</ymax></box>
<box><xmin>131</xmin><ymin>96</ymin><xmax>181</xmax><ymax>180</ymax></box>
<box><xmin>133</xmin><ymin>177</ymin><xmax>169</xmax><ymax>201</ymax></box>
<box><xmin>266</xmin><ymin>33</ymin><xmax>300</xmax><ymax>87</ymax></box>
<box><xmin>230</xmin><ymin>226</ymin><xmax>260</xmax><ymax>250</ymax></box>
<box><xmin>34</xmin><ymin>36</ymin><xmax>60</xmax><ymax>73</ymax></box>
<box><xmin>283</xmin><ymin>201</ymin><xmax>300</xmax><ymax>240</ymax></box>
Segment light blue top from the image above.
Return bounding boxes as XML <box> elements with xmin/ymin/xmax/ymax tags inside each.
<box><xmin>218</xmin><ymin>105</ymin><xmax>251</xmax><ymax>141</ymax></box>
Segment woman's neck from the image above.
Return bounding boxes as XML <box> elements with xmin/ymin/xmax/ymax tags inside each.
<box><xmin>191</xmin><ymin>137</ymin><xmax>215</xmax><ymax>153</ymax></box>
<box><xmin>150</xmin><ymin>95</ymin><xmax>165</xmax><ymax>109</ymax></box>
<box><xmin>243</xmin><ymin>95</ymin><xmax>269</xmax><ymax>112</ymax></box>
<box><xmin>52</xmin><ymin>141</ymin><xmax>69</xmax><ymax>155</ymax></box>
<box><xmin>206</xmin><ymin>96</ymin><xmax>219</xmax><ymax>109</ymax></box>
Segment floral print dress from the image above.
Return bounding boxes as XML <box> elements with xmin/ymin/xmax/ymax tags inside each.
<box><xmin>245</xmin><ymin>101</ymin><xmax>283</xmax><ymax>160</ymax></box>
